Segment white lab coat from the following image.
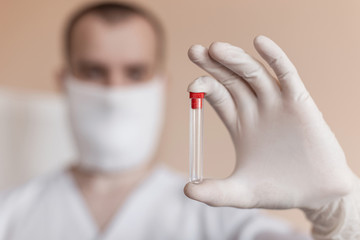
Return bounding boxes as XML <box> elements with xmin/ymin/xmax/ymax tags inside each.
<box><xmin>0</xmin><ymin>164</ymin><xmax>310</xmax><ymax>240</ymax></box>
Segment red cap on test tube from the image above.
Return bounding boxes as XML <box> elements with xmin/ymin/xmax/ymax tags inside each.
<box><xmin>189</xmin><ymin>92</ymin><xmax>205</xmax><ymax>109</ymax></box>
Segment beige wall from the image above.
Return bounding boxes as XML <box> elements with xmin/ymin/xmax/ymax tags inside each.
<box><xmin>2</xmin><ymin>0</ymin><xmax>360</xmax><ymax>233</ymax></box>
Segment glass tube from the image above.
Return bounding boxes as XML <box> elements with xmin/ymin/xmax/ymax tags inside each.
<box><xmin>189</xmin><ymin>92</ymin><xmax>205</xmax><ymax>183</ymax></box>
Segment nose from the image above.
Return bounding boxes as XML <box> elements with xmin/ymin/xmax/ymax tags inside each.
<box><xmin>105</xmin><ymin>71</ymin><xmax>128</xmax><ymax>87</ymax></box>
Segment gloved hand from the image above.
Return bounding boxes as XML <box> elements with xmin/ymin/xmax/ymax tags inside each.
<box><xmin>184</xmin><ymin>36</ymin><xmax>358</xmax><ymax>212</ymax></box>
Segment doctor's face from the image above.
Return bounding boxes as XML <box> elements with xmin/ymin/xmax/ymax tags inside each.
<box><xmin>68</xmin><ymin>14</ymin><xmax>158</xmax><ymax>87</ymax></box>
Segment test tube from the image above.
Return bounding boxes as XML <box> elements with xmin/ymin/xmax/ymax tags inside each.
<box><xmin>189</xmin><ymin>92</ymin><xmax>205</xmax><ymax>183</ymax></box>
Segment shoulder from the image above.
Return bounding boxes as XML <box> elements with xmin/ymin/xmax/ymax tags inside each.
<box><xmin>0</xmin><ymin>169</ymin><xmax>68</xmax><ymax>216</ymax></box>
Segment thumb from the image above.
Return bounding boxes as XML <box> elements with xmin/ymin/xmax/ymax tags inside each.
<box><xmin>184</xmin><ymin>178</ymin><xmax>253</xmax><ymax>208</ymax></box>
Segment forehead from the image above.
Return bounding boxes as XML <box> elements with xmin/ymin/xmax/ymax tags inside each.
<box><xmin>70</xmin><ymin>13</ymin><xmax>157</xmax><ymax>64</ymax></box>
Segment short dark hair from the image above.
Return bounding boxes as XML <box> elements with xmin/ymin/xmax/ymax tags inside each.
<box><xmin>63</xmin><ymin>2</ymin><xmax>165</xmax><ymax>66</ymax></box>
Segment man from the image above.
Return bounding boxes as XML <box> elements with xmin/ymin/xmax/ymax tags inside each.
<box><xmin>0</xmin><ymin>2</ymin><xmax>359</xmax><ymax>239</ymax></box>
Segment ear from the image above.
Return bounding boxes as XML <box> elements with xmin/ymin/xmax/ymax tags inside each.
<box><xmin>157</xmin><ymin>70</ymin><xmax>171</xmax><ymax>91</ymax></box>
<box><xmin>55</xmin><ymin>67</ymin><xmax>68</xmax><ymax>93</ymax></box>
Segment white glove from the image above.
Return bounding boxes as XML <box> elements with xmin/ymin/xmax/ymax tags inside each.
<box><xmin>303</xmin><ymin>180</ymin><xmax>360</xmax><ymax>239</ymax></box>
<box><xmin>184</xmin><ymin>36</ymin><xmax>360</xmax><ymax>238</ymax></box>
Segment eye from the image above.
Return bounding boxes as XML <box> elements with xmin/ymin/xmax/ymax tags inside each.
<box><xmin>126</xmin><ymin>65</ymin><xmax>147</xmax><ymax>82</ymax></box>
<box><xmin>76</xmin><ymin>62</ymin><xmax>107</xmax><ymax>83</ymax></box>
<box><xmin>83</xmin><ymin>66</ymin><xmax>106</xmax><ymax>80</ymax></box>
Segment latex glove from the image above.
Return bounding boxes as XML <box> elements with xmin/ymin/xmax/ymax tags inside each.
<box><xmin>184</xmin><ymin>36</ymin><xmax>357</xmax><ymax>211</ymax></box>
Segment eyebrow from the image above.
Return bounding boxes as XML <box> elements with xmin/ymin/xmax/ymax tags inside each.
<box><xmin>124</xmin><ymin>63</ymin><xmax>149</xmax><ymax>69</ymax></box>
<box><xmin>76</xmin><ymin>60</ymin><xmax>107</xmax><ymax>68</ymax></box>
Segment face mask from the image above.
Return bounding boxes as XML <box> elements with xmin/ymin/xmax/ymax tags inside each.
<box><xmin>64</xmin><ymin>75</ymin><xmax>166</xmax><ymax>172</ymax></box>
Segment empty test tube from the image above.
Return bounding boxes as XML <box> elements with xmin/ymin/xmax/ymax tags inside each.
<box><xmin>189</xmin><ymin>92</ymin><xmax>205</xmax><ymax>183</ymax></box>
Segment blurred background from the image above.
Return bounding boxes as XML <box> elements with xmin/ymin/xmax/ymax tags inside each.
<box><xmin>1</xmin><ymin>0</ymin><xmax>360</xmax><ymax>233</ymax></box>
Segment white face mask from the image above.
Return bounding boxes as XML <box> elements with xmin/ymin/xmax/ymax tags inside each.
<box><xmin>64</xmin><ymin>75</ymin><xmax>166</xmax><ymax>172</ymax></box>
